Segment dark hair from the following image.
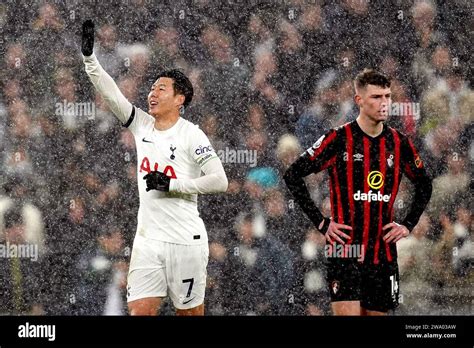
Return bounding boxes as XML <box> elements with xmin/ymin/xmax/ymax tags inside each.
<box><xmin>156</xmin><ymin>69</ymin><xmax>194</xmax><ymax>108</ymax></box>
<box><xmin>354</xmin><ymin>69</ymin><xmax>391</xmax><ymax>91</ymax></box>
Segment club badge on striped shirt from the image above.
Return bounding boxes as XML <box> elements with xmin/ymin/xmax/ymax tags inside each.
<box><xmin>387</xmin><ymin>154</ymin><xmax>394</xmax><ymax>167</ymax></box>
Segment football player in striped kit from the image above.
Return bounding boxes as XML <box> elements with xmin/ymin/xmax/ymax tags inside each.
<box><xmin>284</xmin><ymin>69</ymin><xmax>432</xmax><ymax>315</ymax></box>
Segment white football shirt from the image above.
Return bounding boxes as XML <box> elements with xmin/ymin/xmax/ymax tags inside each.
<box><xmin>127</xmin><ymin>107</ymin><xmax>219</xmax><ymax>245</ymax></box>
<box><xmin>83</xmin><ymin>53</ymin><xmax>227</xmax><ymax>245</ymax></box>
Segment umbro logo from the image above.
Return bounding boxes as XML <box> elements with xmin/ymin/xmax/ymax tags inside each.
<box><xmin>142</xmin><ymin>137</ymin><xmax>153</xmax><ymax>143</ymax></box>
<box><xmin>343</xmin><ymin>152</ymin><xmax>364</xmax><ymax>161</ymax></box>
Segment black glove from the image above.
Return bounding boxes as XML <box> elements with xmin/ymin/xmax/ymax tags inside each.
<box><xmin>143</xmin><ymin>171</ymin><xmax>171</xmax><ymax>192</ymax></box>
<box><xmin>82</xmin><ymin>20</ymin><xmax>94</xmax><ymax>56</ymax></box>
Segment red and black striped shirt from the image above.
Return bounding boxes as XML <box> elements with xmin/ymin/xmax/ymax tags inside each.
<box><xmin>284</xmin><ymin>120</ymin><xmax>432</xmax><ymax>265</ymax></box>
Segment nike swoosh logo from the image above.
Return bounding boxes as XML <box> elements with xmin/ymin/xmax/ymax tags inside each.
<box><xmin>142</xmin><ymin>137</ymin><xmax>153</xmax><ymax>143</ymax></box>
<box><xmin>183</xmin><ymin>297</ymin><xmax>195</xmax><ymax>305</ymax></box>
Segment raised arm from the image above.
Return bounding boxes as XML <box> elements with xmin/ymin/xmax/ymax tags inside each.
<box><xmin>81</xmin><ymin>20</ymin><xmax>133</xmax><ymax>125</ymax></box>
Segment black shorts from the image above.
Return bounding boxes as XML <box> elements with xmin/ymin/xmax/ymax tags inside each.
<box><xmin>326</xmin><ymin>259</ymin><xmax>400</xmax><ymax>312</ymax></box>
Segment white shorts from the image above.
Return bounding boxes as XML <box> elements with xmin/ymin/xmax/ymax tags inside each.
<box><xmin>126</xmin><ymin>235</ymin><xmax>209</xmax><ymax>310</ymax></box>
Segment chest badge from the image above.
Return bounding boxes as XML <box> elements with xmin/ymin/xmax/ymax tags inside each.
<box><xmin>170</xmin><ymin>145</ymin><xmax>176</xmax><ymax>160</ymax></box>
<box><xmin>387</xmin><ymin>154</ymin><xmax>394</xmax><ymax>168</ymax></box>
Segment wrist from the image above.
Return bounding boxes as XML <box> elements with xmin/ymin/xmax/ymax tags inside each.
<box><xmin>82</xmin><ymin>52</ymin><xmax>96</xmax><ymax>62</ymax></box>
<box><xmin>401</xmin><ymin>219</ymin><xmax>414</xmax><ymax>233</ymax></box>
<box><xmin>318</xmin><ymin>217</ymin><xmax>331</xmax><ymax>234</ymax></box>
<box><xmin>168</xmin><ymin>178</ymin><xmax>177</xmax><ymax>192</ymax></box>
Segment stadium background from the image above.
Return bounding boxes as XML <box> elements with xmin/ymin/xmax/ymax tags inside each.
<box><xmin>0</xmin><ymin>0</ymin><xmax>472</xmax><ymax>315</ymax></box>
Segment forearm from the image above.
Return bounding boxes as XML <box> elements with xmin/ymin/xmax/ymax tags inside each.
<box><xmin>402</xmin><ymin>176</ymin><xmax>433</xmax><ymax>231</ymax></box>
<box><xmin>170</xmin><ymin>172</ymin><xmax>228</xmax><ymax>194</ymax></box>
<box><xmin>170</xmin><ymin>159</ymin><xmax>228</xmax><ymax>194</ymax></box>
<box><xmin>82</xmin><ymin>53</ymin><xmax>132</xmax><ymax>124</ymax></box>
<box><xmin>284</xmin><ymin>165</ymin><xmax>325</xmax><ymax>230</ymax></box>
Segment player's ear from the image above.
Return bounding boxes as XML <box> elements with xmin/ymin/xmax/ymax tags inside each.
<box><xmin>175</xmin><ymin>94</ymin><xmax>185</xmax><ymax>108</ymax></box>
<box><xmin>354</xmin><ymin>94</ymin><xmax>362</xmax><ymax>107</ymax></box>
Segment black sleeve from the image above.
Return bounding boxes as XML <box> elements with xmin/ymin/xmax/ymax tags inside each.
<box><xmin>400</xmin><ymin>135</ymin><xmax>433</xmax><ymax>231</ymax></box>
<box><xmin>283</xmin><ymin>131</ymin><xmax>338</xmax><ymax>233</ymax></box>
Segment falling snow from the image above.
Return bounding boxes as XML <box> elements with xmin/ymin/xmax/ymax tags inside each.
<box><xmin>0</xmin><ymin>0</ymin><xmax>472</xmax><ymax>316</ymax></box>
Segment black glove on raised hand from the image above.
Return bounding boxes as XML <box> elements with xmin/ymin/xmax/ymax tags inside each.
<box><xmin>143</xmin><ymin>171</ymin><xmax>171</xmax><ymax>192</ymax></box>
<box><xmin>81</xmin><ymin>20</ymin><xmax>95</xmax><ymax>56</ymax></box>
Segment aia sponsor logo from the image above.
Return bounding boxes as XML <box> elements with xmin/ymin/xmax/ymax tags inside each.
<box><xmin>139</xmin><ymin>157</ymin><xmax>177</xmax><ymax>178</ymax></box>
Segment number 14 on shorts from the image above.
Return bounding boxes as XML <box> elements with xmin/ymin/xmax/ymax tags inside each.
<box><xmin>390</xmin><ymin>274</ymin><xmax>403</xmax><ymax>304</ymax></box>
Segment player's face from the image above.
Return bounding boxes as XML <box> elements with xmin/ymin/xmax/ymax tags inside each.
<box><xmin>355</xmin><ymin>84</ymin><xmax>391</xmax><ymax>123</ymax></box>
<box><xmin>147</xmin><ymin>77</ymin><xmax>185</xmax><ymax>117</ymax></box>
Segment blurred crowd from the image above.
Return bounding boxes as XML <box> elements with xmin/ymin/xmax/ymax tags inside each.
<box><xmin>0</xmin><ymin>0</ymin><xmax>472</xmax><ymax>315</ymax></box>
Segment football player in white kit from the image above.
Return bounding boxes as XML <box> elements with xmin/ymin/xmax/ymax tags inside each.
<box><xmin>81</xmin><ymin>20</ymin><xmax>228</xmax><ymax>315</ymax></box>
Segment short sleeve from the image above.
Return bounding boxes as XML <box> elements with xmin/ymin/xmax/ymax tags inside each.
<box><xmin>124</xmin><ymin>106</ymin><xmax>155</xmax><ymax>136</ymax></box>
